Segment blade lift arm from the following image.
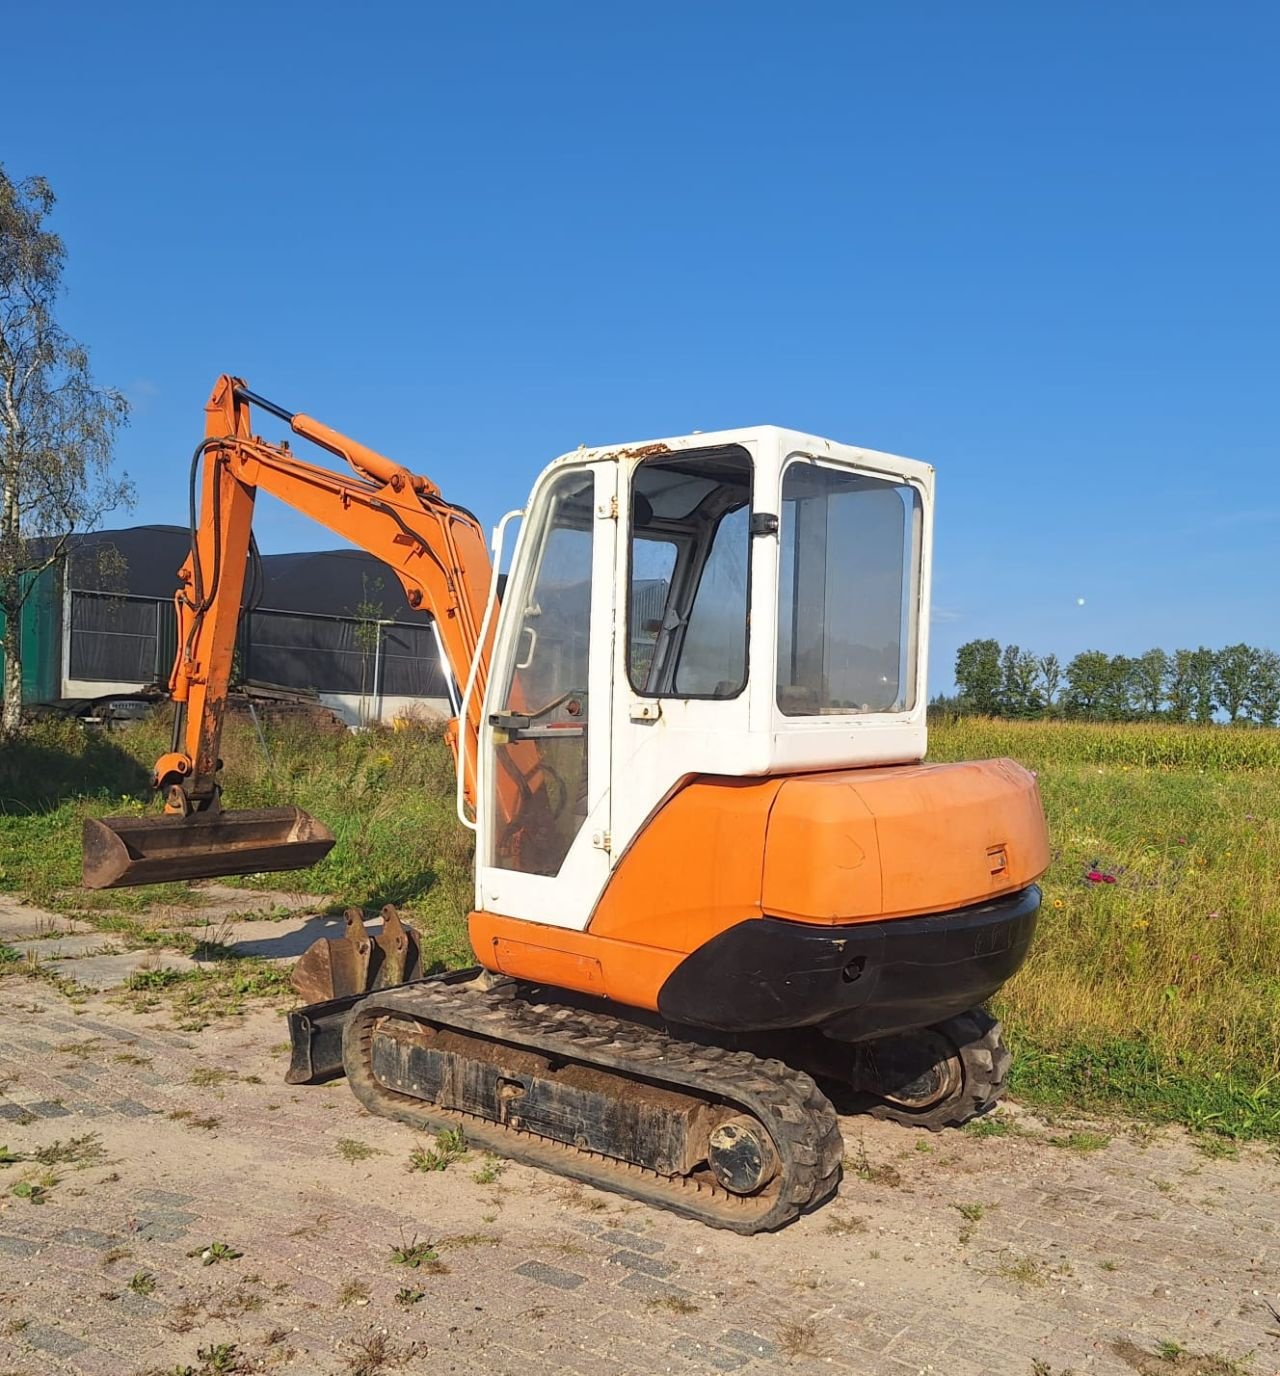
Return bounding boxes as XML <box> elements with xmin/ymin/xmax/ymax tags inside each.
<box><xmin>158</xmin><ymin>375</ymin><xmax>495</xmax><ymax>817</ymax></box>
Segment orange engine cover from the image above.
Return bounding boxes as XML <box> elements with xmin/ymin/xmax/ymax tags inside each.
<box><xmin>468</xmin><ymin>758</ymin><xmax>1050</xmax><ymax>1012</ymax></box>
<box><xmin>760</xmin><ymin>758</ymin><xmax>1049</xmax><ymax>924</ymax></box>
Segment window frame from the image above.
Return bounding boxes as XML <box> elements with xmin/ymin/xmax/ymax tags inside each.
<box><xmin>624</xmin><ymin>446</ymin><xmax>754</xmax><ymax>703</ymax></box>
<box><xmin>774</xmin><ymin>456</ymin><xmax>924</xmax><ymax>719</ymax></box>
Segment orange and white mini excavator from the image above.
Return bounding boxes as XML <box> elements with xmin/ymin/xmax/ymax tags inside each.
<box><xmin>84</xmin><ymin>377</ymin><xmax>1049</xmax><ymax>1232</ymax></box>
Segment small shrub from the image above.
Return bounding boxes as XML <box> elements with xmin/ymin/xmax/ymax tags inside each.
<box><xmin>407</xmin><ymin>1127</ymin><xmax>467</xmax><ymax>1173</ymax></box>
<box><xmin>388</xmin><ymin>1234</ymin><xmax>446</xmax><ymax>1273</ymax></box>
<box><xmin>337</xmin><ymin>1279</ymin><xmax>370</xmax><ymax>1307</ymax></box>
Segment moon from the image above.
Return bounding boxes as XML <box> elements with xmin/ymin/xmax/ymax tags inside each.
<box><xmin>1076</xmin><ymin>597</ymin><xmax>1086</xmax><ymax>606</ymax></box>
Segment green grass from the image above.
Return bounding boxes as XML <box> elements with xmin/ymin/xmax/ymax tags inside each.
<box><xmin>388</xmin><ymin>1235</ymin><xmax>446</xmax><ymax>1271</ymax></box>
<box><xmin>336</xmin><ymin>1138</ymin><xmax>379</xmax><ymax>1163</ymax></box>
<box><xmin>930</xmin><ymin>716</ymin><xmax>1280</xmax><ymax>1141</ymax></box>
<box><xmin>1045</xmin><ymin>1129</ymin><xmax>1112</xmax><ymax>1153</ymax></box>
<box><xmin>188</xmin><ymin>1240</ymin><xmax>242</xmax><ymax>1266</ymax></box>
<box><xmin>407</xmin><ymin>1127</ymin><xmax>468</xmax><ymax>1172</ymax></box>
<box><xmin>471</xmin><ymin>1154</ymin><xmax>505</xmax><ymax>1185</ymax></box>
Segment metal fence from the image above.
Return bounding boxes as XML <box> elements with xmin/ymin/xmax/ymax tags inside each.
<box><xmin>66</xmin><ymin>590</ymin><xmax>448</xmax><ymax>702</ymax></box>
<box><xmin>68</xmin><ymin>592</ymin><xmax>176</xmax><ymax>684</ymax></box>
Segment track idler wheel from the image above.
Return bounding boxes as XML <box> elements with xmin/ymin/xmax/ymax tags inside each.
<box><xmin>707</xmin><ymin>1115</ymin><xmax>780</xmax><ymax>1195</ymax></box>
<box><xmin>857</xmin><ymin>1008</ymin><xmax>1011</xmax><ymax>1130</ymax></box>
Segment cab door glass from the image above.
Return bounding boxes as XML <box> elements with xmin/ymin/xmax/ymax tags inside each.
<box><xmin>628</xmin><ymin>538</ymin><xmax>678</xmax><ymax>691</ymax></box>
<box><xmin>489</xmin><ymin>469</ymin><xmax>594</xmax><ymax>876</ymax></box>
<box><xmin>626</xmin><ymin>447</ymin><xmax>751</xmax><ymax>699</ymax></box>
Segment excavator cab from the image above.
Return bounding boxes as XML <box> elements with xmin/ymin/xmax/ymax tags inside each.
<box><xmin>472</xmin><ymin>427</ymin><xmax>934</xmax><ymax>932</ymax></box>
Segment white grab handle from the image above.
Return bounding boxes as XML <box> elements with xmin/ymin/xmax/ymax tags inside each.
<box><xmin>455</xmin><ymin>508</ymin><xmax>524</xmax><ymax>832</ymax></box>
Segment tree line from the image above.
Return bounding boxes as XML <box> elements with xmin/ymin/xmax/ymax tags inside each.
<box><xmin>938</xmin><ymin>639</ymin><xmax>1280</xmax><ymax>726</ymax></box>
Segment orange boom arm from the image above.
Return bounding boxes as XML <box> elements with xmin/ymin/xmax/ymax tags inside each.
<box><xmin>157</xmin><ymin>375</ymin><xmax>494</xmax><ymax>816</ymax></box>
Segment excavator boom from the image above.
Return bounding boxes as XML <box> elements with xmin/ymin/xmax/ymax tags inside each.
<box><xmin>83</xmin><ymin>376</ymin><xmax>494</xmax><ymax>889</ymax></box>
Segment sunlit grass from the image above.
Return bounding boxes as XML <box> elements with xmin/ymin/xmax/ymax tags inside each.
<box><xmin>930</xmin><ymin>717</ymin><xmax>1280</xmax><ymax>1138</ymax></box>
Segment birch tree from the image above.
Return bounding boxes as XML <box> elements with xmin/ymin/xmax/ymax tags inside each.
<box><xmin>0</xmin><ymin>166</ymin><xmax>132</xmax><ymax>730</ymax></box>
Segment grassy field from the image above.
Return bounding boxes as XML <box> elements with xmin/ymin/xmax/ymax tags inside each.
<box><xmin>1</xmin><ymin>711</ymin><xmax>1277</xmax><ymax>1141</ymax></box>
<box><xmin>931</xmin><ymin>717</ymin><xmax>1280</xmax><ymax>1141</ymax></box>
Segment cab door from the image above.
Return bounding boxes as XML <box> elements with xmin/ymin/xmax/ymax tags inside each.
<box><xmin>607</xmin><ymin>444</ymin><xmax>759</xmax><ymax>874</ymax></box>
<box><xmin>475</xmin><ymin>463</ymin><xmax>616</xmax><ymax>929</ymax></box>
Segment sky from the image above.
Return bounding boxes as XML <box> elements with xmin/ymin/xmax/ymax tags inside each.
<box><xmin>6</xmin><ymin>2</ymin><xmax>1278</xmax><ymax>693</ymax></box>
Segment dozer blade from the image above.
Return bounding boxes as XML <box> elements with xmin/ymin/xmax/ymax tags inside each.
<box><xmin>82</xmin><ymin>806</ymin><xmax>335</xmax><ymax>890</ymax></box>
<box><xmin>284</xmin><ymin>968</ymin><xmax>478</xmax><ymax>1085</ymax></box>
<box><xmin>291</xmin><ymin>905</ymin><xmax>424</xmax><ymax>1006</ymax></box>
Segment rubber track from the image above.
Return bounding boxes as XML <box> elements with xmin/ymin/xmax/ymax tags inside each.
<box><xmin>343</xmin><ymin>978</ymin><xmax>844</xmax><ymax>1234</ymax></box>
<box><xmin>867</xmin><ymin>1007</ymin><xmax>1011</xmax><ymax>1130</ymax></box>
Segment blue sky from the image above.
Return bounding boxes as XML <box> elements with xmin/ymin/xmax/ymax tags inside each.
<box><xmin>7</xmin><ymin>3</ymin><xmax>1278</xmax><ymax>691</ymax></box>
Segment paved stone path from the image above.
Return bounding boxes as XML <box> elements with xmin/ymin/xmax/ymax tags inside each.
<box><xmin>0</xmin><ymin>891</ymin><xmax>335</xmax><ymax>991</ymax></box>
<box><xmin>0</xmin><ymin>971</ymin><xmax>1276</xmax><ymax>1374</ymax></box>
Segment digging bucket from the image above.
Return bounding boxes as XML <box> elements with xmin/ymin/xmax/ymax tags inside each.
<box><xmin>82</xmin><ymin>806</ymin><xmax>335</xmax><ymax>889</ymax></box>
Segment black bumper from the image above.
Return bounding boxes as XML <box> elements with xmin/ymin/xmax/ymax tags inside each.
<box><xmin>656</xmin><ymin>886</ymin><xmax>1040</xmax><ymax>1041</ymax></box>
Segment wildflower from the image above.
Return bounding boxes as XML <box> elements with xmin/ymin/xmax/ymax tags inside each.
<box><xmin>1133</xmin><ymin>919</ymin><xmax>1150</xmax><ymax>930</ymax></box>
<box><xmin>1207</xmin><ymin>911</ymin><xmax>1221</xmax><ymax>919</ymax></box>
<box><xmin>1053</xmin><ymin>899</ymin><xmax>1064</xmax><ymax>910</ymax></box>
<box><xmin>1102</xmin><ymin>874</ymin><xmax>1116</xmax><ymax>884</ymax></box>
<box><xmin>1086</xmin><ymin>870</ymin><xmax>1104</xmax><ymax>883</ymax></box>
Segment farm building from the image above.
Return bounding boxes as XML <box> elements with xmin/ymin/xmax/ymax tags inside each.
<box><xmin>0</xmin><ymin>526</ymin><xmax>455</xmax><ymax>726</ymax></box>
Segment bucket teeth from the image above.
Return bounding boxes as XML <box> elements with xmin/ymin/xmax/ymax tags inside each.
<box><xmin>291</xmin><ymin>905</ymin><xmax>422</xmax><ymax>1004</ymax></box>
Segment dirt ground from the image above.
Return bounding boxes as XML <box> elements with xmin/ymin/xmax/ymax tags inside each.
<box><xmin>0</xmin><ymin>982</ymin><xmax>1276</xmax><ymax>1376</ymax></box>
